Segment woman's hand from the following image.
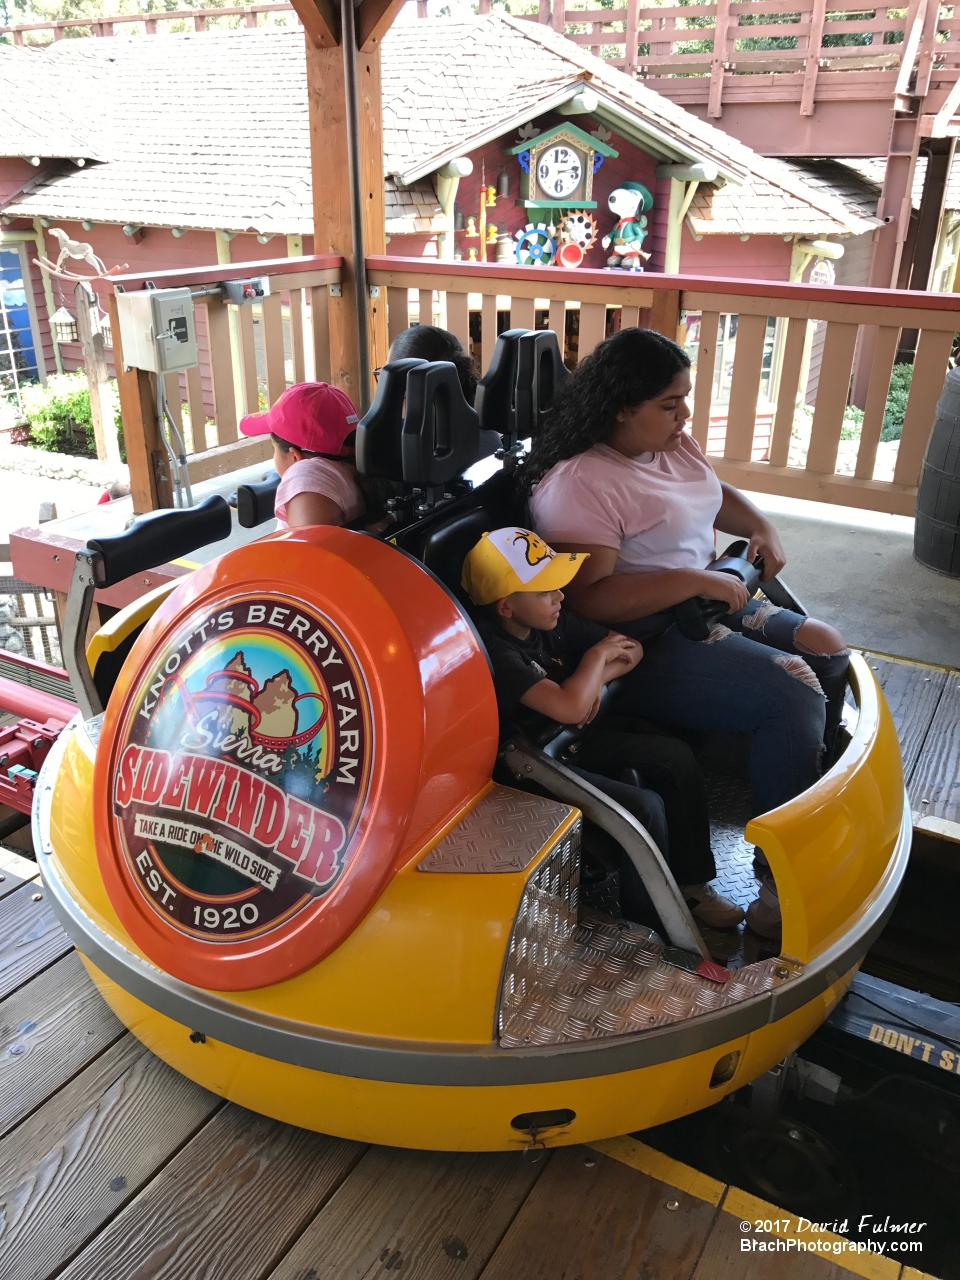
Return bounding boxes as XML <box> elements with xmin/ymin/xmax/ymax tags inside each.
<box><xmin>747</xmin><ymin>522</ymin><xmax>786</xmax><ymax>581</ymax></box>
<box><xmin>694</xmin><ymin>570</ymin><xmax>750</xmax><ymax>614</ymax></box>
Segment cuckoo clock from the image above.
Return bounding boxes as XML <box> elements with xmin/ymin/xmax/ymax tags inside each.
<box><xmin>506</xmin><ymin>122</ymin><xmax>618</xmax><ymax>211</ymax></box>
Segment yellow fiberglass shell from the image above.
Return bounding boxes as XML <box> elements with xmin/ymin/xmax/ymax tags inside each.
<box><xmin>35</xmin><ymin>645</ymin><xmax>909</xmax><ymax>1151</ymax></box>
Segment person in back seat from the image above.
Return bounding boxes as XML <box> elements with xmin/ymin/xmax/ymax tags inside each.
<box><xmin>387</xmin><ymin>325</ymin><xmax>478</xmax><ymax>404</ymax></box>
<box><xmin>462</xmin><ymin>527</ymin><xmax>745</xmax><ymax>929</ymax></box>
<box><xmin>240</xmin><ymin>382</ymin><xmax>392</xmax><ymax>530</ymax></box>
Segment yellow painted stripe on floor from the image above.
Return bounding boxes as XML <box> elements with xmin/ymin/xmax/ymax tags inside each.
<box><xmin>723</xmin><ymin>1187</ymin><xmax>901</xmax><ymax>1280</ymax></box>
<box><xmin>589</xmin><ymin>1136</ymin><xmax>725</xmax><ymax>1206</ymax></box>
<box><xmin>171</xmin><ymin>557</ymin><xmax>200</xmax><ymax>570</ymax></box>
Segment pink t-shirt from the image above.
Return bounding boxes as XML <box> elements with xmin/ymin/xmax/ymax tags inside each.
<box><xmin>274</xmin><ymin>457</ymin><xmax>364</xmax><ymax>529</ymax></box>
<box><xmin>530</xmin><ymin>433</ymin><xmax>722</xmax><ymax>574</ymax></box>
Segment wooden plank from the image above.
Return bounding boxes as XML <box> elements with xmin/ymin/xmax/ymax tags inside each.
<box><xmin>0</xmin><ymin>1037</ymin><xmax>220</xmax><ymax>1280</ymax></box>
<box><xmin>510</xmin><ymin>296</ymin><xmax>536</xmax><ymax>330</ymax></box>
<box><xmin>548</xmin><ymin>300</ymin><xmax>566</xmax><ymax>357</ymax></box>
<box><xmin>800</xmin><ymin>0</ymin><xmax>828</xmax><ymax>115</ymax></box>
<box><xmin>908</xmin><ymin>674</ymin><xmax>960</xmax><ymax>830</ymax></box>
<box><xmin>708</xmin><ymin>0</ymin><xmax>730</xmax><ymax>116</ymax></box>
<box><xmin>481</xmin><ymin>1146</ymin><xmax>717</xmax><ymax>1280</ymax></box>
<box><xmin>691</xmin><ymin>310</ymin><xmax>719</xmax><ymax>450</ymax></box>
<box><xmin>59</xmin><ymin>1104</ymin><xmax>364</xmax><ymax>1280</ymax></box>
<box><xmin>854</xmin><ymin>325</ymin><xmax>900</xmax><ymax>480</ymax></box>
<box><xmin>578</xmin><ymin>302</ymin><xmax>607</xmax><ymax>362</ymax></box>
<box><xmin>107</xmin><ymin>294</ymin><xmax>168</xmax><ymax>514</ymax></box>
<box><xmin>649</xmin><ymin>288</ymin><xmax>681</xmax><ymax>340</ymax></box>
<box><xmin>625</xmin><ymin>0</ymin><xmax>640</xmax><ymax>75</ymax></box>
<box><xmin>288</xmin><ymin>288</ymin><xmax>306</xmax><ymax>384</ymax></box>
<box><xmin>481</xmin><ymin>294</ymin><xmax>499</xmax><ymax>374</ymax></box>
<box><xmin>237</xmin><ymin>305</ymin><xmax>260</xmax><ymax>417</ymax></box>
<box><xmin>418</xmin><ymin>288</ymin><xmax>434</xmax><ymax>328</ymax></box>
<box><xmin>693</xmin><ymin>1208</ymin><xmax>864</xmax><ymax>1279</ymax></box>
<box><xmin>261</xmin><ymin>292</ymin><xmax>287</xmax><ymax>408</ymax></box>
<box><xmin>860</xmin><ymin>654</ymin><xmax>947</xmax><ymax>784</ymax></box>
<box><xmin>310</xmin><ymin>285</ymin><xmax>331</xmax><ymax>383</ymax></box>
<box><xmin>0</xmin><ymin>848</ymin><xmax>37</xmax><ymax>902</ymax></box>
<box><xmin>768</xmin><ymin>316</ymin><xmax>807</xmax><ymax>468</ymax></box>
<box><xmin>0</xmin><ymin>951</ymin><xmax>124</xmax><ymax>1139</ymax></box>
<box><xmin>445</xmin><ymin>291</ymin><xmax>470</xmax><ymax>349</ymax></box>
<box><xmin>368</xmin><ymin>267</ymin><xmax>653</xmax><ymax>309</ymax></box>
<box><xmin>0</xmin><ymin>881</ymin><xmax>71</xmax><ymax>1002</ymax></box>
<box><xmin>680</xmin><ymin>291</ymin><xmax>960</xmax><ymax>333</ymax></box>
<box><xmin>893</xmin><ymin>327</ymin><xmax>958</xmax><ymax>488</ymax></box>
<box><xmin>388</xmin><ymin>286</ymin><xmax>409</xmax><ymax>346</ymax></box>
<box><xmin>185</xmin><ymin>365</ymin><xmax>206</xmax><ymax>453</ymax></box>
<box><xmin>805</xmin><ymin>320</ymin><xmax>858</xmax><ymax>474</ymax></box>
<box><xmin>706</xmin><ymin>457</ymin><xmax>919</xmax><ymax>516</ymax></box>
<box><xmin>186</xmin><ymin>437</ymin><xmax>273</xmax><ymax>485</ymax></box>
<box><xmin>204</xmin><ymin>299</ymin><xmax>239</xmax><ymax>446</ymax></box>
<box><xmin>620</xmin><ymin>304</ymin><xmax>641</xmax><ymax>329</ymax></box>
<box><xmin>268</xmin><ymin>1146</ymin><xmax>545</xmax><ymax>1280</ymax></box>
<box><xmin>724</xmin><ymin>312</ymin><xmax>767</xmax><ymax>462</ymax></box>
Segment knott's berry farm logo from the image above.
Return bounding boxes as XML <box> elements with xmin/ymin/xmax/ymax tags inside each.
<box><xmin>112</xmin><ymin>594</ymin><xmax>373</xmax><ymax>942</ymax></box>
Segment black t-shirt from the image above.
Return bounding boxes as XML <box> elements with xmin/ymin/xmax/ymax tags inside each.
<box><xmin>474</xmin><ymin>610</ymin><xmax>609</xmax><ymax>741</ymax></box>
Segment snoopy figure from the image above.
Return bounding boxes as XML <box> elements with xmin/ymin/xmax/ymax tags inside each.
<box><xmin>601</xmin><ymin>181</ymin><xmax>653</xmax><ymax>272</ymax></box>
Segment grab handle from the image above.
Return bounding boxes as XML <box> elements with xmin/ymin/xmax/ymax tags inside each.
<box><xmin>236</xmin><ymin>476</ymin><xmax>280</xmax><ymax>529</ymax></box>
<box><xmin>87</xmin><ymin>494</ymin><xmax>232</xmax><ymax>589</ymax></box>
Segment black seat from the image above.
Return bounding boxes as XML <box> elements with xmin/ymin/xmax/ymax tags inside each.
<box><xmin>515</xmin><ymin>330</ymin><xmax>569</xmax><ymax>441</ymax></box>
<box><xmin>356</xmin><ymin>358</ymin><xmax>428</xmax><ymax>481</ymax></box>
<box><xmin>475</xmin><ymin>328</ymin><xmax>531</xmax><ymax>447</ymax></box>
<box><xmin>401</xmin><ymin>361</ymin><xmax>501</xmax><ymax>493</ymax></box>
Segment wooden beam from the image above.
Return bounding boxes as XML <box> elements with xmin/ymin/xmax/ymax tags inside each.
<box><xmin>106</xmin><ymin>294</ymin><xmax>170</xmax><ymax>513</ymax></box>
<box><xmin>357</xmin><ymin>0</ymin><xmax>408</xmax><ymax>51</ymax></box>
<box><xmin>305</xmin><ymin>33</ymin><xmax>387</xmax><ymax>403</ymax></box>
<box><xmin>290</xmin><ymin>0</ymin><xmax>338</xmax><ymax>48</ymax></box>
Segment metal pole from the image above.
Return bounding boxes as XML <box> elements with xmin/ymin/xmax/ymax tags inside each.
<box><xmin>341</xmin><ymin>0</ymin><xmax>371</xmax><ymax>413</ymax></box>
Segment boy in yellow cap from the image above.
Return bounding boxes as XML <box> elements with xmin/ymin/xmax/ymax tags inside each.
<box><xmin>462</xmin><ymin>527</ymin><xmax>745</xmax><ymax>930</ymax></box>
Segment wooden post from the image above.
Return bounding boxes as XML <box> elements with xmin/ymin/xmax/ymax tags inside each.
<box><xmin>74</xmin><ymin>281</ymin><xmax>121</xmax><ymax>468</ymax></box>
<box><xmin>648</xmin><ymin>289</ymin><xmax>681</xmax><ymax>342</ymax></box>
<box><xmin>106</xmin><ymin>293</ymin><xmax>171</xmax><ymax>514</ymax></box>
<box><xmin>625</xmin><ymin>0</ymin><xmax>639</xmax><ymax>77</ymax></box>
<box><xmin>708</xmin><ymin>0</ymin><xmax>730</xmax><ymax>119</ymax></box>
<box><xmin>800</xmin><ymin>0</ymin><xmax>827</xmax><ymax>117</ymax></box>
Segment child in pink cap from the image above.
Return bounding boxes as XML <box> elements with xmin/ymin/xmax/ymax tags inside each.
<box><xmin>240</xmin><ymin>382</ymin><xmax>364</xmax><ymax>529</ymax></box>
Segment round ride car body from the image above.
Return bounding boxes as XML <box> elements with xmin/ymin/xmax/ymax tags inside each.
<box><xmin>35</xmin><ymin>523</ymin><xmax>909</xmax><ymax>1152</ymax></box>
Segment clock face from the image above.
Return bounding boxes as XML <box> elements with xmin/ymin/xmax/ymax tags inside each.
<box><xmin>536</xmin><ymin>145</ymin><xmax>584</xmax><ymax>200</ymax></box>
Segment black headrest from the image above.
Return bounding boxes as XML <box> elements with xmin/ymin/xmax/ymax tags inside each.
<box><xmin>515</xmin><ymin>330</ymin><xmax>569</xmax><ymax>440</ymax></box>
<box><xmin>417</xmin><ymin>506</ymin><xmax>493</xmax><ymax>600</ymax></box>
<box><xmin>356</xmin><ymin>358</ymin><xmax>427</xmax><ymax>481</ymax></box>
<box><xmin>401</xmin><ymin>362</ymin><xmax>500</xmax><ymax>488</ymax></box>
<box><xmin>475</xmin><ymin>328</ymin><xmax>532</xmax><ymax>444</ymax></box>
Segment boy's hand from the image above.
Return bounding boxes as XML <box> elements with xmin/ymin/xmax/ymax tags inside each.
<box><xmin>598</xmin><ymin>633</ymin><xmax>643</xmax><ymax>677</ymax></box>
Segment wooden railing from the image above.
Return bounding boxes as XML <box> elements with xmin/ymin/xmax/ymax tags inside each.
<box><xmin>91</xmin><ymin>254</ymin><xmax>341</xmax><ymax>511</ymax></box>
<box><xmin>368</xmin><ymin>256</ymin><xmax>959</xmax><ymax>517</ymax></box>
<box><xmin>1</xmin><ymin>2</ymin><xmax>296</xmax><ymax>43</ymax></box>
<box><xmin>517</xmin><ymin>0</ymin><xmax>960</xmax><ymax>95</ymax></box>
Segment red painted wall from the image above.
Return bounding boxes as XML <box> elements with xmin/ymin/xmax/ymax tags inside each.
<box><xmin>0</xmin><ymin>157</ymin><xmax>45</xmax><ymax>206</ymax></box>
<box><xmin>678</xmin><ymin>230</ymin><xmax>793</xmax><ymax>281</ymax></box>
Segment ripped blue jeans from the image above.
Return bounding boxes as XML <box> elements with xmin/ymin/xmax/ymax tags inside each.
<box><xmin>613</xmin><ymin>598</ymin><xmax>849</xmax><ymax>817</ymax></box>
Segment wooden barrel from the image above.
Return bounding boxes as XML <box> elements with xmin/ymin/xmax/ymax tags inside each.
<box><xmin>915</xmin><ymin>367</ymin><xmax>960</xmax><ymax>576</ymax></box>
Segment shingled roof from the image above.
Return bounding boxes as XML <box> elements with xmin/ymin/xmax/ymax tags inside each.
<box><xmin>0</xmin><ymin>44</ymin><xmax>104</xmax><ymax>163</ymax></box>
<box><xmin>4</xmin><ymin>19</ymin><xmax>877</xmax><ymax>240</ymax></box>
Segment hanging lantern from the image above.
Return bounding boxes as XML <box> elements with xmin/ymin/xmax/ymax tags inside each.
<box><xmin>496</xmin><ymin>167</ymin><xmax>510</xmax><ymax>199</ymax></box>
<box><xmin>51</xmin><ymin>307</ymin><xmax>78</xmax><ymax>344</ymax></box>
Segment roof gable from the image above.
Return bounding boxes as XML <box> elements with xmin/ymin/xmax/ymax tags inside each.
<box><xmin>504</xmin><ymin>121</ymin><xmax>618</xmax><ymax>158</ymax></box>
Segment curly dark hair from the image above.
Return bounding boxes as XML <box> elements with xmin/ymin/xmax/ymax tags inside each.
<box><xmin>519</xmin><ymin>327</ymin><xmax>691</xmax><ymax>493</ymax></box>
<box><xmin>389</xmin><ymin>324</ymin><xmax>479</xmax><ymax>406</ymax></box>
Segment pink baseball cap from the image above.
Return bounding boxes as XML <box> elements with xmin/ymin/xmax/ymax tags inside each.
<box><xmin>239</xmin><ymin>382</ymin><xmax>359</xmax><ymax>457</ymax></box>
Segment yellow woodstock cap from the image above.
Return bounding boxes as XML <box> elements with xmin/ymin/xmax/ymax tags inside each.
<box><xmin>461</xmin><ymin>527</ymin><xmax>589</xmax><ymax>607</ymax></box>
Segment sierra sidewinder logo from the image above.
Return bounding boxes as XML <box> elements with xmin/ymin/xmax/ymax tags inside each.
<box><xmin>112</xmin><ymin>593</ymin><xmax>373</xmax><ymax>942</ymax></box>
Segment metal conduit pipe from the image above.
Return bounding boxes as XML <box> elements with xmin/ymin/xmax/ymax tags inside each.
<box><xmin>341</xmin><ymin>0</ymin><xmax>372</xmax><ymax>413</ymax></box>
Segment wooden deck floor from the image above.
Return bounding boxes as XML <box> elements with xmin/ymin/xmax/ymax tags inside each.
<box><xmin>0</xmin><ymin>653</ymin><xmax>953</xmax><ymax>1280</ymax></box>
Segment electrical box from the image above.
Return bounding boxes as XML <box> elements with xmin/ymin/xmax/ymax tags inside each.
<box><xmin>116</xmin><ymin>287</ymin><xmax>199</xmax><ymax>374</ymax></box>
<box><xmin>220</xmin><ymin>278</ymin><xmax>268</xmax><ymax>306</ymax></box>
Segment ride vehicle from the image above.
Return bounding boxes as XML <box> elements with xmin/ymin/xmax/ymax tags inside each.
<box><xmin>34</xmin><ymin>332</ymin><xmax>909</xmax><ymax>1152</ymax></box>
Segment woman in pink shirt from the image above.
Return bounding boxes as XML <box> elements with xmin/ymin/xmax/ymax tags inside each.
<box><xmin>526</xmin><ymin>327</ymin><xmax>850</xmax><ymax>938</ymax></box>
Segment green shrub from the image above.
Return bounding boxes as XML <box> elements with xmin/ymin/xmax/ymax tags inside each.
<box><xmin>881</xmin><ymin>363</ymin><xmax>914</xmax><ymax>442</ymax></box>
<box><xmin>20</xmin><ymin>372</ymin><xmax>123</xmax><ymax>458</ymax></box>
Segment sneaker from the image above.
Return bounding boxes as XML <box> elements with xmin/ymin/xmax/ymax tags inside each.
<box><xmin>680</xmin><ymin>882</ymin><xmax>745</xmax><ymax>928</ymax></box>
<box><xmin>745</xmin><ymin>880</ymin><xmax>782</xmax><ymax>939</ymax></box>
